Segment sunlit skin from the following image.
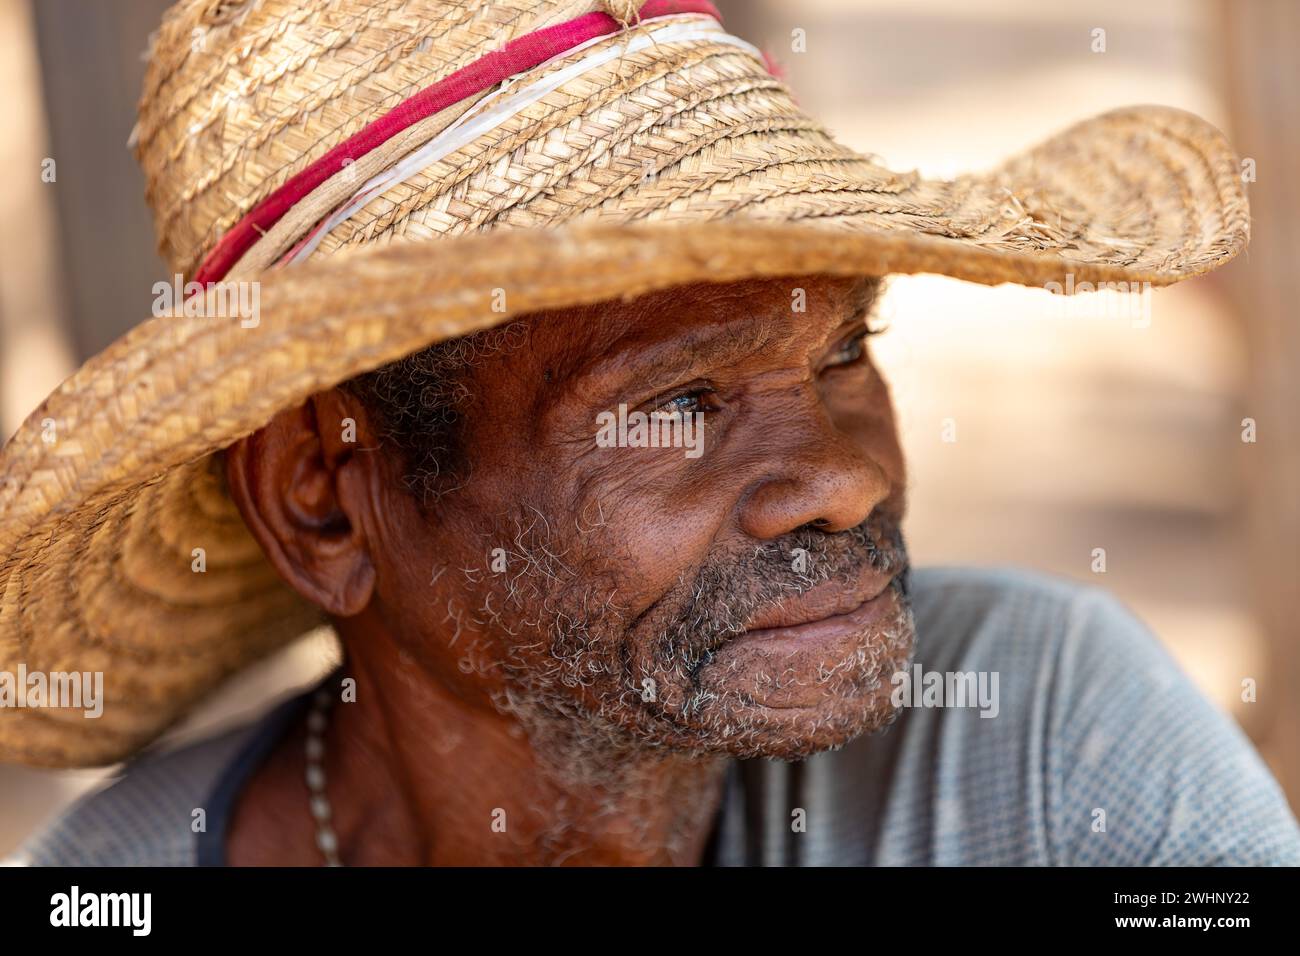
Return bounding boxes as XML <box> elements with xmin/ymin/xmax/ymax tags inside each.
<box><xmin>222</xmin><ymin>274</ymin><xmax>912</xmax><ymax>865</ymax></box>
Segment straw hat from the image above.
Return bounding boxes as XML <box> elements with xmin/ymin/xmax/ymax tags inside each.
<box><xmin>0</xmin><ymin>0</ymin><xmax>1248</xmax><ymax>767</ymax></box>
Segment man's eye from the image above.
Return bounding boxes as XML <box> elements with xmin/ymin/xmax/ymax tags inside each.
<box><xmin>651</xmin><ymin>389</ymin><xmax>714</xmax><ymax>418</ymax></box>
<box><xmin>824</xmin><ymin>330</ymin><xmax>869</xmax><ymax>369</ymax></box>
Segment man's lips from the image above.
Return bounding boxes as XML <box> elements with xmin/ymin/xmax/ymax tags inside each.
<box><xmin>741</xmin><ymin>563</ymin><xmax>898</xmax><ymax>633</ymax></box>
<box><xmin>691</xmin><ymin>559</ymin><xmax>911</xmax><ymax>710</ymax></box>
<box><xmin>731</xmin><ymin>583</ymin><xmax>895</xmax><ymax>651</ymax></box>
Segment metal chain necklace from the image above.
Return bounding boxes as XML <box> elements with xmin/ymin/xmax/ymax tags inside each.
<box><xmin>305</xmin><ymin>680</ymin><xmax>343</xmax><ymax>866</ymax></box>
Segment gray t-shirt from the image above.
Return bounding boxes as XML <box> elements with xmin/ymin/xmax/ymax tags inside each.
<box><xmin>12</xmin><ymin>567</ymin><xmax>1300</xmax><ymax>866</ymax></box>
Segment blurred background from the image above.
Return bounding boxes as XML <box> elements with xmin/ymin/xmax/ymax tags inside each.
<box><xmin>1</xmin><ymin>0</ymin><xmax>1296</xmax><ymax>855</ymax></box>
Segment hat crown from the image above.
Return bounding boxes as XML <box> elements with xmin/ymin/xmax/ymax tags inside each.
<box><xmin>133</xmin><ymin>0</ymin><xmax>821</xmax><ymax>281</ymax></box>
<box><xmin>135</xmin><ymin>0</ymin><xmax>600</xmax><ymax>277</ymax></box>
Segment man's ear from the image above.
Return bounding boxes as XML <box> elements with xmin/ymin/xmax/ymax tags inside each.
<box><xmin>225</xmin><ymin>389</ymin><xmax>379</xmax><ymax>617</ymax></box>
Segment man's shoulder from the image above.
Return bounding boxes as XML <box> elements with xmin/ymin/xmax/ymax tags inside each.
<box><xmin>909</xmin><ymin>563</ymin><xmax>1094</xmax><ymax>610</ymax></box>
<box><xmin>8</xmin><ymin>717</ymin><xmax>264</xmax><ymax>867</ymax></box>
<box><xmin>902</xmin><ymin>564</ymin><xmax>1216</xmax><ymax>732</ymax></box>
<box><xmin>827</xmin><ymin>565</ymin><xmax>1300</xmax><ymax>865</ymax></box>
<box><xmin>906</xmin><ymin>564</ymin><xmax>1149</xmax><ymax>673</ymax></box>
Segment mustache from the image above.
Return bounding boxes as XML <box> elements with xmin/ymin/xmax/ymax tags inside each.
<box><xmin>651</xmin><ymin>511</ymin><xmax>911</xmax><ymax>667</ymax></box>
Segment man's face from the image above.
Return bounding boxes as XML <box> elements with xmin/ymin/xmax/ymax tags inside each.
<box><xmin>365</xmin><ymin>275</ymin><xmax>913</xmax><ymax>764</ymax></box>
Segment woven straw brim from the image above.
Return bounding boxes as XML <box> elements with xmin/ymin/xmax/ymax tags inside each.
<box><xmin>1</xmin><ymin>104</ymin><xmax>1248</xmax><ymax>767</ymax></box>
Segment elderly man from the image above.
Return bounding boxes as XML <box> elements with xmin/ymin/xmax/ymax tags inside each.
<box><xmin>3</xmin><ymin>0</ymin><xmax>1298</xmax><ymax>866</ymax></box>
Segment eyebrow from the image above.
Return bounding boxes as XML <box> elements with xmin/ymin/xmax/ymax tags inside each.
<box><xmin>620</xmin><ymin>278</ymin><xmax>882</xmax><ymax>391</ymax></box>
<box><xmin>550</xmin><ymin>277</ymin><xmax>881</xmax><ymax>411</ymax></box>
<box><xmin>847</xmin><ymin>276</ymin><xmax>881</xmax><ymax>323</ymax></box>
<box><xmin>629</xmin><ymin>318</ymin><xmax>784</xmax><ymax>393</ymax></box>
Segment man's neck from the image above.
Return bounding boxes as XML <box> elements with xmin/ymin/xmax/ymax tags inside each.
<box><xmin>227</xmin><ymin>642</ymin><xmax>728</xmax><ymax>866</ymax></box>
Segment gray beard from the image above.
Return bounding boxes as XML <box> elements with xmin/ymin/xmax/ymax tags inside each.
<box><xmin>452</xmin><ymin>508</ymin><xmax>915</xmax><ymax>796</ymax></box>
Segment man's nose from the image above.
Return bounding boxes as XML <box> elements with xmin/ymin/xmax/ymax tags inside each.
<box><xmin>737</xmin><ymin>418</ymin><xmax>891</xmax><ymax>540</ymax></box>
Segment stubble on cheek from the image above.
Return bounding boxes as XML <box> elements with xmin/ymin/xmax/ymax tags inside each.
<box><xmin>687</xmin><ymin>585</ymin><xmax>915</xmax><ymax>757</ymax></box>
<box><xmin>623</xmin><ymin>576</ymin><xmax>915</xmax><ymax>759</ymax></box>
<box><xmin>455</xmin><ymin>498</ymin><xmax>915</xmax><ymax>765</ymax></box>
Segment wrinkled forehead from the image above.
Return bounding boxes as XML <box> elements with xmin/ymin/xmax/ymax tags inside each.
<box><xmin>523</xmin><ymin>274</ymin><xmax>881</xmax><ymax>387</ymax></box>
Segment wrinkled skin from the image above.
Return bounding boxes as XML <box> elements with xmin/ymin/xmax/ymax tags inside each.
<box><xmin>224</xmin><ymin>274</ymin><xmax>913</xmax><ymax>865</ymax></box>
